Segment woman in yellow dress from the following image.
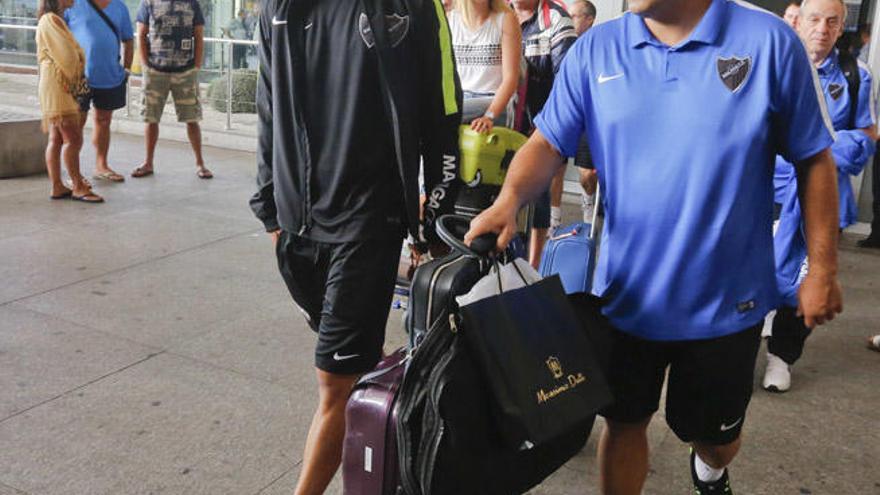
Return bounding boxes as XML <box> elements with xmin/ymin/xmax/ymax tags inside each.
<box><xmin>36</xmin><ymin>0</ymin><xmax>103</xmax><ymax>202</ymax></box>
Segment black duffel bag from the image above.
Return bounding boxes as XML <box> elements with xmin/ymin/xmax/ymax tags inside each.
<box><xmin>397</xmin><ymin>216</ymin><xmax>606</xmax><ymax>495</ymax></box>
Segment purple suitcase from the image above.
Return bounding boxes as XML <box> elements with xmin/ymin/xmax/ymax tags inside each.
<box><xmin>342</xmin><ymin>348</ymin><xmax>406</xmax><ymax>495</ymax></box>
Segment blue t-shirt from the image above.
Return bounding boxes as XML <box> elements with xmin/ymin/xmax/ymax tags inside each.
<box><xmin>136</xmin><ymin>0</ymin><xmax>205</xmax><ymax>72</ymax></box>
<box><xmin>534</xmin><ymin>0</ymin><xmax>834</xmax><ymax>341</ymax></box>
<box><xmin>65</xmin><ymin>0</ymin><xmax>134</xmax><ymax>89</ymax></box>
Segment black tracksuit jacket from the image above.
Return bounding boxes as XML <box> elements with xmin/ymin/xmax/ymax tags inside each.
<box><xmin>249</xmin><ymin>0</ymin><xmax>463</xmax><ymax>244</ymax></box>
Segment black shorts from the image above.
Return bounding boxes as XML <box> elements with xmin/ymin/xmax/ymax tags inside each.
<box><xmin>569</xmin><ymin>294</ymin><xmax>762</xmax><ymax>446</ymax></box>
<box><xmin>574</xmin><ymin>136</ymin><xmax>594</xmax><ymax>170</ymax></box>
<box><xmin>276</xmin><ymin>232</ymin><xmax>403</xmax><ymax>374</ymax></box>
<box><xmin>533</xmin><ymin>188</ymin><xmax>551</xmax><ymax>229</ymax></box>
<box><xmin>79</xmin><ymin>80</ymin><xmax>127</xmax><ymax>112</ymax></box>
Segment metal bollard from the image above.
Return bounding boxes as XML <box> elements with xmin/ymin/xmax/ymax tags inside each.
<box><xmin>125</xmin><ymin>72</ymin><xmax>132</xmax><ymax>118</ymax></box>
<box><xmin>226</xmin><ymin>42</ymin><xmax>233</xmax><ymax>131</ymax></box>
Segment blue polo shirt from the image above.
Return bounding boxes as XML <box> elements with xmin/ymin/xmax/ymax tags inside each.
<box><xmin>534</xmin><ymin>0</ymin><xmax>834</xmax><ymax>341</ymax></box>
<box><xmin>815</xmin><ymin>49</ymin><xmax>876</xmax><ymax>228</ymax></box>
<box><xmin>65</xmin><ymin>0</ymin><xmax>133</xmax><ymax>89</ymax></box>
<box><xmin>772</xmin><ymin>157</ymin><xmax>807</xmax><ymax>308</ymax></box>
<box><xmin>773</xmin><ymin>50</ymin><xmax>876</xmax><ymax>306</ymax></box>
<box><xmin>818</xmin><ymin>49</ymin><xmax>874</xmax><ymax>131</ymax></box>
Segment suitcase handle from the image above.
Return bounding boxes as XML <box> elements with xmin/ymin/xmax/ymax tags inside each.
<box><xmin>436</xmin><ymin>214</ymin><xmax>497</xmax><ymax>257</ymax></box>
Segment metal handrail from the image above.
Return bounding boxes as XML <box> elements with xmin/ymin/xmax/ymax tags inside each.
<box><xmin>0</xmin><ymin>23</ymin><xmax>37</xmax><ymax>31</ymax></box>
<box><xmin>1</xmin><ymin>23</ymin><xmax>258</xmax><ymax>44</ymax></box>
<box><xmin>205</xmin><ymin>36</ymin><xmax>258</xmax><ymax>46</ymax></box>
<box><xmin>1</xmin><ymin>22</ymin><xmax>258</xmax><ymax>130</ymax></box>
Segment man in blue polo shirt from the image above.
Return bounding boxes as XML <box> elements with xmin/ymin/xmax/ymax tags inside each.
<box><xmin>466</xmin><ymin>0</ymin><xmax>843</xmax><ymax>493</ymax></box>
<box><xmin>762</xmin><ymin>0</ymin><xmax>876</xmax><ymax>393</ymax></box>
<box><xmin>65</xmin><ymin>0</ymin><xmax>133</xmax><ymax>183</ymax></box>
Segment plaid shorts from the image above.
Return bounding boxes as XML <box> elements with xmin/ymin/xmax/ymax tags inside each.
<box><xmin>141</xmin><ymin>67</ymin><xmax>202</xmax><ymax>124</ymax></box>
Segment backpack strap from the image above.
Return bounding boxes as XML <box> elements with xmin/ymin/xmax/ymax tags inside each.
<box><xmin>837</xmin><ymin>50</ymin><xmax>861</xmax><ymax>129</ymax></box>
<box><xmin>86</xmin><ymin>0</ymin><xmax>121</xmax><ymax>44</ymax></box>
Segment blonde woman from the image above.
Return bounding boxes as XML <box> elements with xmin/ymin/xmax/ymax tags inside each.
<box><xmin>35</xmin><ymin>0</ymin><xmax>103</xmax><ymax>203</ymax></box>
<box><xmin>449</xmin><ymin>0</ymin><xmax>521</xmax><ymax>133</ymax></box>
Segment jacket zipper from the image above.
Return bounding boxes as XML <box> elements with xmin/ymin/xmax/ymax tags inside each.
<box><xmin>289</xmin><ymin>1</ymin><xmax>312</xmax><ymax>236</ymax></box>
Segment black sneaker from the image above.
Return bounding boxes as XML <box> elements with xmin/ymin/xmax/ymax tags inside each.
<box><xmin>690</xmin><ymin>449</ymin><xmax>733</xmax><ymax>494</ymax></box>
<box><xmin>857</xmin><ymin>235</ymin><xmax>880</xmax><ymax>249</ymax></box>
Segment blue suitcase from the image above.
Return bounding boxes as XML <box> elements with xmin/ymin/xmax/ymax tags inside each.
<box><xmin>539</xmin><ymin>186</ymin><xmax>601</xmax><ymax>295</ymax></box>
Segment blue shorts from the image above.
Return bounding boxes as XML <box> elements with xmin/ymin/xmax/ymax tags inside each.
<box><xmin>79</xmin><ymin>80</ymin><xmax>127</xmax><ymax>112</ymax></box>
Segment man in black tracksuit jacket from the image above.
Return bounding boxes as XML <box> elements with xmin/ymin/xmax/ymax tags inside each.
<box><xmin>248</xmin><ymin>0</ymin><xmax>462</xmax><ymax>492</ymax></box>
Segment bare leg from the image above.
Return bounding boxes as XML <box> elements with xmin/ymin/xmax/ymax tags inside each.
<box><xmin>294</xmin><ymin>369</ymin><xmax>359</xmax><ymax>495</ymax></box>
<box><xmin>92</xmin><ymin>108</ymin><xmax>119</xmax><ymax>175</ymax></box>
<box><xmin>186</xmin><ymin>122</ymin><xmax>205</xmax><ymax>167</ymax></box>
<box><xmin>598</xmin><ymin>417</ymin><xmax>652</xmax><ymax>495</ymax></box>
<box><xmin>529</xmin><ymin>228</ymin><xmax>547</xmax><ymax>269</ymax></box>
<box><xmin>45</xmin><ymin>124</ymin><xmax>68</xmax><ymax>196</ymax></box>
<box><xmin>187</xmin><ymin>122</ymin><xmax>211</xmax><ymax>178</ymax></box>
<box><xmin>579</xmin><ymin>168</ymin><xmax>598</xmax><ymax>195</ymax></box>
<box><xmin>57</xmin><ymin>123</ymin><xmax>98</xmax><ymax>200</ymax></box>
<box><xmin>692</xmin><ymin>437</ymin><xmax>741</xmax><ymax>471</ymax></box>
<box><xmin>550</xmin><ymin>166</ymin><xmax>566</xmax><ymax>208</ymax></box>
<box><xmin>141</xmin><ymin>122</ymin><xmax>159</xmax><ymax>172</ymax></box>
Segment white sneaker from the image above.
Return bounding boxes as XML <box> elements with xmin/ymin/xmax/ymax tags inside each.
<box><xmin>763</xmin><ymin>352</ymin><xmax>791</xmax><ymax>393</ymax></box>
<box><xmin>761</xmin><ymin>310</ymin><xmax>775</xmax><ymax>338</ymax></box>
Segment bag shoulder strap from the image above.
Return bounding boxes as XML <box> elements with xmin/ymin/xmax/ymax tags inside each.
<box><xmin>86</xmin><ymin>0</ymin><xmax>122</xmax><ymax>44</ymax></box>
<box><xmin>838</xmin><ymin>50</ymin><xmax>861</xmax><ymax>129</ymax></box>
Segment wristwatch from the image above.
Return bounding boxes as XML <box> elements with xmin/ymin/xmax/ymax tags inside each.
<box><xmin>484</xmin><ymin>110</ymin><xmax>495</xmax><ymax>120</ymax></box>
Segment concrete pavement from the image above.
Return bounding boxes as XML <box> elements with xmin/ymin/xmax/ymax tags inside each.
<box><xmin>0</xmin><ymin>134</ymin><xmax>878</xmax><ymax>494</ymax></box>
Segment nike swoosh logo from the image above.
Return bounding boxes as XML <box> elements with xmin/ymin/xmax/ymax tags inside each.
<box><xmin>719</xmin><ymin>417</ymin><xmax>743</xmax><ymax>432</ymax></box>
<box><xmin>333</xmin><ymin>352</ymin><xmax>359</xmax><ymax>361</ymax></box>
<box><xmin>271</xmin><ymin>16</ymin><xmax>287</xmax><ymax>25</ymax></box>
<box><xmin>598</xmin><ymin>73</ymin><xmax>624</xmax><ymax>84</ymax></box>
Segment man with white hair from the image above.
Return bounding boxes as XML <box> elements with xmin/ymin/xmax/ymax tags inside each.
<box><xmin>763</xmin><ymin>0</ymin><xmax>876</xmax><ymax>392</ymax></box>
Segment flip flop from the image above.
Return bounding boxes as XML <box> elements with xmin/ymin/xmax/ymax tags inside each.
<box><xmin>50</xmin><ymin>190</ymin><xmax>73</xmax><ymax>200</ymax></box>
<box><xmin>131</xmin><ymin>165</ymin><xmax>154</xmax><ymax>178</ymax></box>
<box><xmin>71</xmin><ymin>192</ymin><xmax>104</xmax><ymax>203</ymax></box>
<box><xmin>93</xmin><ymin>171</ymin><xmax>125</xmax><ymax>182</ymax></box>
<box><xmin>196</xmin><ymin>167</ymin><xmax>213</xmax><ymax>180</ymax></box>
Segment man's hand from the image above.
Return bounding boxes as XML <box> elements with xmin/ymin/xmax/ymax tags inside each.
<box><xmin>797</xmin><ymin>272</ymin><xmax>843</xmax><ymax>328</ymax></box>
<box><xmin>464</xmin><ymin>196</ymin><xmax>519</xmax><ymax>252</ymax></box>
<box><xmin>269</xmin><ymin>229</ymin><xmax>281</xmax><ymax>245</ymax></box>
<box><xmin>463</xmin><ymin>129</ymin><xmax>565</xmax><ymax>252</ymax></box>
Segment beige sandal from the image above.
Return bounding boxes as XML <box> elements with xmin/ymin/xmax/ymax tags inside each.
<box><xmin>131</xmin><ymin>165</ymin><xmax>154</xmax><ymax>178</ymax></box>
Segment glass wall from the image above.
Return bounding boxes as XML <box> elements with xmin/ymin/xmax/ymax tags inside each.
<box><xmin>0</xmin><ymin>0</ymin><xmax>37</xmax><ymax>66</ymax></box>
<box><xmin>0</xmin><ymin>0</ymin><xmax>261</xmax><ymax>66</ymax></box>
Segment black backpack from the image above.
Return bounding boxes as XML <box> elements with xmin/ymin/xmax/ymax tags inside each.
<box><xmin>837</xmin><ymin>50</ymin><xmax>861</xmax><ymax>129</ymax></box>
